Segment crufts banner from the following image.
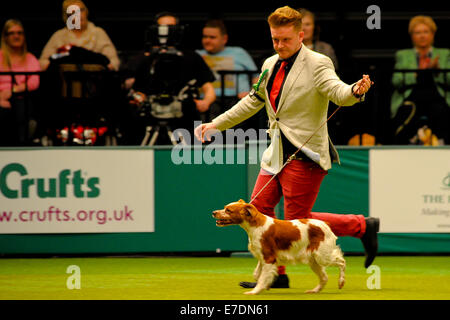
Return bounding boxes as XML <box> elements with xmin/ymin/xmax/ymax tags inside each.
<box><xmin>370</xmin><ymin>149</ymin><xmax>450</xmax><ymax>233</ymax></box>
<box><xmin>0</xmin><ymin>149</ymin><xmax>154</xmax><ymax>234</ymax></box>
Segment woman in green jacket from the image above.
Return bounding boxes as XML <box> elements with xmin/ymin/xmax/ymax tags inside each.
<box><xmin>391</xmin><ymin>15</ymin><xmax>450</xmax><ymax>144</ymax></box>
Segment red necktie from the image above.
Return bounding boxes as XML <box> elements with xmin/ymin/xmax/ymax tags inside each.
<box><xmin>269</xmin><ymin>61</ymin><xmax>288</xmax><ymax>112</ymax></box>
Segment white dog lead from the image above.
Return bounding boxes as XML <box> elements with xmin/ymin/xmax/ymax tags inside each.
<box><xmin>249</xmin><ymin>104</ymin><xmax>344</xmax><ymax>204</ymax></box>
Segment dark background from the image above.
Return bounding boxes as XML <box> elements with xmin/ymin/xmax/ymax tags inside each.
<box><xmin>2</xmin><ymin>0</ymin><xmax>449</xmax><ymax>144</ymax></box>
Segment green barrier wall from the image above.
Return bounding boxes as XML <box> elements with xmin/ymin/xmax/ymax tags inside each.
<box><xmin>0</xmin><ymin>146</ymin><xmax>449</xmax><ymax>255</ymax></box>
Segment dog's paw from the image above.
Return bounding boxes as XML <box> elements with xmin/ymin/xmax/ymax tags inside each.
<box><xmin>338</xmin><ymin>278</ymin><xmax>345</xmax><ymax>289</ymax></box>
<box><xmin>305</xmin><ymin>287</ymin><xmax>321</xmax><ymax>294</ymax></box>
<box><xmin>305</xmin><ymin>283</ymin><xmax>325</xmax><ymax>294</ymax></box>
<box><xmin>305</xmin><ymin>289</ymin><xmax>318</xmax><ymax>294</ymax></box>
<box><xmin>244</xmin><ymin>290</ymin><xmax>258</xmax><ymax>295</ymax></box>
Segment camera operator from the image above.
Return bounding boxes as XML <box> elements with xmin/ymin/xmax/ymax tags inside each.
<box><xmin>123</xmin><ymin>12</ymin><xmax>215</xmax><ymax>144</ymax></box>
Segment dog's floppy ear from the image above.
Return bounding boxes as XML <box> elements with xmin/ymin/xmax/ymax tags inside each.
<box><xmin>243</xmin><ymin>203</ymin><xmax>258</xmax><ymax>217</ymax></box>
<box><xmin>238</xmin><ymin>199</ymin><xmax>246</xmax><ymax>204</ymax></box>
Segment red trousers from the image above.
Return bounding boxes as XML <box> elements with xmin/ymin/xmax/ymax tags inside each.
<box><xmin>251</xmin><ymin>160</ymin><xmax>366</xmax><ymax>238</ymax></box>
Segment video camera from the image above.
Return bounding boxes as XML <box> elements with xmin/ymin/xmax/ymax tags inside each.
<box><xmin>134</xmin><ymin>23</ymin><xmax>200</xmax><ymax>119</ymax></box>
<box><xmin>145</xmin><ymin>24</ymin><xmax>185</xmax><ymax>52</ymax></box>
<box><xmin>129</xmin><ymin>23</ymin><xmax>199</xmax><ymax>145</ymax></box>
<box><xmin>145</xmin><ymin>24</ymin><xmax>185</xmax><ymax>99</ymax></box>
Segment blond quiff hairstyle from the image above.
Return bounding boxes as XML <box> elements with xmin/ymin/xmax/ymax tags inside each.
<box><xmin>268</xmin><ymin>6</ymin><xmax>303</xmax><ymax>31</ymax></box>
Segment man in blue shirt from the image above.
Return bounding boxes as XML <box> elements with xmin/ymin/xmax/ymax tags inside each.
<box><xmin>197</xmin><ymin>20</ymin><xmax>262</xmax><ymax>127</ymax></box>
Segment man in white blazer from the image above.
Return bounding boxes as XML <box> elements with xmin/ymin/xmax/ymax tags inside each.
<box><xmin>196</xmin><ymin>6</ymin><xmax>379</xmax><ymax>289</ymax></box>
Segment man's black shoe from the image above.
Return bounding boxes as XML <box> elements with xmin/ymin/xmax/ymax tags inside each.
<box><xmin>239</xmin><ymin>274</ymin><xmax>289</xmax><ymax>289</ymax></box>
<box><xmin>361</xmin><ymin>217</ymin><xmax>380</xmax><ymax>268</ymax></box>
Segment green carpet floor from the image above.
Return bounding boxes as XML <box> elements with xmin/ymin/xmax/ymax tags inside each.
<box><xmin>0</xmin><ymin>256</ymin><xmax>449</xmax><ymax>300</ymax></box>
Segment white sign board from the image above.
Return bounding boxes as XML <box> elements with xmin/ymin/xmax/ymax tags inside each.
<box><xmin>0</xmin><ymin>149</ymin><xmax>154</xmax><ymax>234</ymax></box>
<box><xmin>370</xmin><ymin>149</ymin><xmax>450</xmax><ymax>233</ymax></box>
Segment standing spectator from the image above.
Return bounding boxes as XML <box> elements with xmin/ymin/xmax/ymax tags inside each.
<box><xmin>0</xmin><ymin>19</ymin><xmax>40</xmax><ymax>146</ymax></box>
<box><xmin>39</xmin><ymin>0</ymin><xmax>120</xmax><ymax>71</ymax></box>
<box><xmin>391</xmin><ymin>15</ymin><xmax>450</xmax><ymax>144</ymax></box>
<box><xmin>298</xmin><ymin>8</ymin><xmax>338</xmax><ymax>70</ymax></box>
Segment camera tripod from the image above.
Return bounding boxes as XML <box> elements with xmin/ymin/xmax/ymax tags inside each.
<box><xmin>140</xmin><ymin>120</ymin><xmax>187</xmax><ymax>146</ymax></box>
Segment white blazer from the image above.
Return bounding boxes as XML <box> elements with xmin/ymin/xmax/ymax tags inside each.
<box><xmin>212</xmin><ymin>45</ymin><xmax>362</xmax><ymax>173</ymax></box>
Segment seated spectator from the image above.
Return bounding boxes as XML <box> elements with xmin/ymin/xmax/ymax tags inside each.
<box><xmin>196</xmin><ymin>19</ymin><xmax>261</xmax><ymax>127</ymax></box>
<box><xmin>0</xmin><ymin>19</ymin><xmax>40</xmax><ymax>146</ymax></box>
<box><xmin>122</xmin><ymin>12</ymin><xmax>216</xmax><ymax>145</ymax></box>
<box><xmin>39</xmin><ymin>0</ymin><xmax>120</xmax><ymax>71</ymax></box>
<box><xmin>298</xmin><ymin>8</ymin><xmax>338</xmax><ymax>70</ymax></box>
<box><xmin>391</xmin><ymin>15</ymin><xmax>450</xmax><ymax>145</ymax></box>
<box><xmin>197</xmin><ymin>20</ymin><xmax>258</xmax><ymax>98</ymax></box>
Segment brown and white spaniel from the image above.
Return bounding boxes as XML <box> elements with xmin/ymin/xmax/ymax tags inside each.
<box><xmin>213</xmin><ymin>199</ymin><xmax>346</xmax><ymax>295</ymax></box>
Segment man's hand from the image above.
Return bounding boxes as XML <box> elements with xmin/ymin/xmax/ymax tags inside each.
<box><xmin>353</xmin><ymin>74</ymin><xmax>374</xmax><ymax>96</ymax></box>
<box><xmin>194</xmin><ymin>99</ymin><xmax>211</xmax><ymax>113</ymax></box>
<box><xmin>194</xmin><ymin>122</ymin><xmax>218</xmax><ymax>143</ymax></box>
